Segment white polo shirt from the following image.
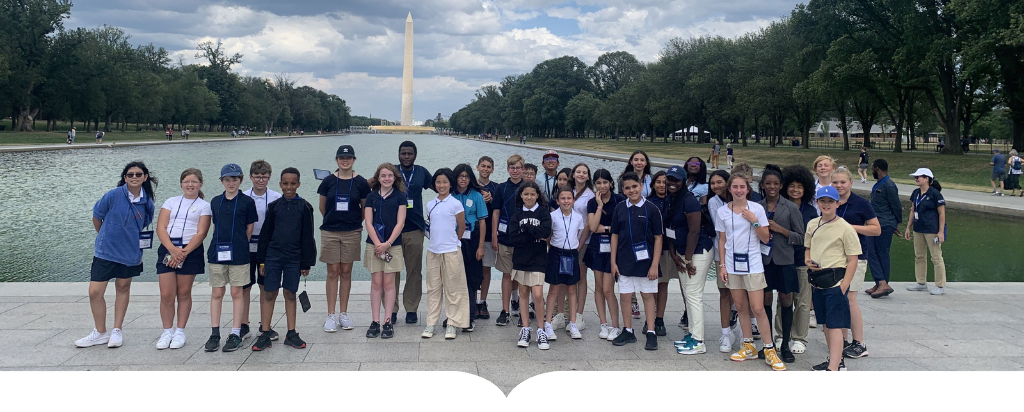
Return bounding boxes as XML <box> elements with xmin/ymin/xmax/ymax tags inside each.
<box><xmin>245</xmin><ymin>188</ymin><xmax>282</xmax><ymax>236</ymax></box>
<box><xmin>426</xmin><ymin>194</ymin><xmax>465</xmax><ymax>254</ymax></box>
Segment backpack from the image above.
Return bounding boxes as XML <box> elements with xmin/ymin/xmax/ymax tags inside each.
<box><xmin>1013</xmin><ymin>156</ymin><xmax>1022</xmax><ymax>171</ymax></box>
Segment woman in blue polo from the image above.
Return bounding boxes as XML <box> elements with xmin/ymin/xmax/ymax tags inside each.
<box><xmin>904</xmin><ymin>168</ymin><xmax>947</xmax><ymax>295</ymax></box>
<box><xmin>76</xmin><ymin>162</ymin><xmax>157</xmax><ymax>349</ymax></box>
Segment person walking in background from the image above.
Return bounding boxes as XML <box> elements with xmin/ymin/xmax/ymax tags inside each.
<box><xmin>1006</xmin><ymin>150</ymin><xmax>1023</xmax><ymax>197</ymax></box>
<box><xmin>904</xmin><ymin>168</ymin><xmax>947</xmax><ymax>295</ymax></box>
<box><xmin>991</xmin><ymin>149</ymin><xmax>1007</xmax><ymax>196</ymax></box>
<box><xmin>866</xmin><ymin>159</ymin><xmax>901</xmax><ymax>298</ymax></box>
<box><xmin>857</xmin><ymin>147</ymin><xmax>870</xmax><ymax>183</ymax></box>
<box><xmin>166</xmin><ymin>127</ymin><xmax>173</xmax><ymax>141</ymax></box>
<box><xmin>96</xmin><ymin>130</ymin><xmax>103</xmax><ymax>144</ymax></box>
<box><xmin>711</xmin><ymin>142</ymin><xmax>721</xmax><ymax>169</ymax></box>
<box><xmin>67</xmin><ymin>127</ymin><xmax>76</xmax><ymax>144</ymax></box>
<box><xmin>726</xmin><ymin>144</ymin><xmax>734</xmax><ymax>169</ymax></box>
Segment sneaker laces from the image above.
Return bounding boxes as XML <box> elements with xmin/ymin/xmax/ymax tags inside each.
<box><xmin>538</xmin><ymin>331</ymin><xmax>548</xmax><ymax>343</ymax></box>
<box><xmin>519</xmin><ymin>328</ymin><xmax>530</xmax><ymax>341</ymax></box>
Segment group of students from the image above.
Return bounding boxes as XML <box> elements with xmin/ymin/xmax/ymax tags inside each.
<box><xmin>75</xmin><ymin>141</ymin><xmax>949</xmax><ymax>371</ymax></box>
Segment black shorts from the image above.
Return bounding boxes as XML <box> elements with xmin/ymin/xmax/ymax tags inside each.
<box><xmin>90</xmin><ymin>257</ymin><xmax>143</xmax><ymax>282</ymax></box>
<box><xmin>264</xmin><ymin>255</ymin><xmax>300</xmax><ymax>293</ymax></box>
<box><xmin>155</xmin><ymin>244</ymin><xmax>206</xmax><ymax>275</ymax></box>
<box><xmin>812</xmin><ymin>286</ymin><xmax>851</xmax><ymax>329</ymax></box>
<box><xmin>583</xmin><ymin>247</ymin><xmax>612</xmax><ymax>273</ymax></box>
<box><xmin>764</xmin><ymin>262</ymin><xmax>799</xmax><ymax>293</ymax></box>
<box><xmin>545</xmin><ymin>247</ymin><xmax>581</xmax><ymax>286</ymax></box>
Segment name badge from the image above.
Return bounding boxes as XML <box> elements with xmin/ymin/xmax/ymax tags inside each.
<box><xmin>407</xmin><ymin>199</ymin><xmax>414</xmax><ymax>209</ymax></box>
<box><xmin>914</xmin><ymin>212</ymin><xmax>919</xmax><ymax>220</ymax></box>
<box><xmin>170</xmin><ymin>237</ymin><xmax>184</xmax><ymax>247</ymax></box>
<box><xmin>249</xmin><ymin>235</ymin><xmax>259</xmax><ymax>253</ymax></box>
<box><xmin>466</xmin><ymin>199</ymin><xmax>474</xmax><ymax>207</ymax></box>
<box><xmin>665</xmin><ymin>228</ymin><xmax>676</xmax><ymax>239</ymax></box>
<box><xmin>632</xmin><ymin>242</ymin><xmax>650</xmax><ymax>261</ymax></box>
<box><xmin>217</xmin><ymin>243</ymin><xmax>233</xmax><ymax>262</ymax></box>
<box><xmin>462</xmin><ymin>228</ymin><xmax>472</xmax><ymax>240</ymax></box>
<box><xmin>335</xmin><ymin>194</ymin><xmax>350</xmax><ymax>212</ymax></box>
<box><xmin>599</xmin><ymin>235</ymin><xmax>611</xmax><ymax>253</ymax></box>
<box><xmin>760</xmin><ymin>237</ymin><xmax>773</xmax><ymax>256</ymax></box>
<box><xmin>139</xmin><ymin>231</ymin><xmax>154</xmax><ymax>250</ymax></box>
<box><xmin>498</xmin><ymin>217</ymin><xmax>509</xmax><ymax>234</ymax></box>
<box><xmin>733</xmin><ymin>253</ymin><xmax>750</xmax><ymax>273</ymax></box>
<box><xmin>559</xmin><ymin>253</ymin><xmax>574</xmax><ymax>275</ymax></box>
<box><xmin>373</xmin><ymin>223</ymin><xmax>387</xmax><ymax>241</ymax></box>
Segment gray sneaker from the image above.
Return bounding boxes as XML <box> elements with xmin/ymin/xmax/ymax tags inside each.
<box><xmin>907</xmin><ymin>283</ymin><xmax>928</xmax><ymax>291</ymax></box>
<box><xmin>930</xmin><ymin>287</ymin><xmax>945</xmax><ymax>295</ymax></box>
<box><xmin>337</xmin><ymin>313</ymin><xmax>354</xmax><ymax>330</ymax></box>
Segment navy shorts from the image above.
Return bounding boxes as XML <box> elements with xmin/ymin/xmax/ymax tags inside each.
<box><xmin>764</xmin><ymin>262</ymin><xmax>799</xmax><ymax>294</ymax></box>
<box><xmin>90</xmin><ymin>257</ymin><xmax>143</xmax><ymax>282</ymax></box>
<box><xmin>263</xmin><ymin>255</ymin><xmax>301</xmax><ymax>293</ymax></box>
<box><xmin>155</xmin><ymin>245</ymin><xmax>206</xmax><ymax>275</ymax></box>
<box><xmin>246</xmin><ymin>252</ymin><xmax>263</xmax><ymax>289</ymax></box>
<box><xmin>545</xmin><ymin>247</ymin><xmax>581</xmax><ymax>285</ymax></box>
<box><xmin>583</xmin><ymin>247</ymin><xmax>612</xmax><ymax>273</ymax></box>
<box><xmin>811</xmin><ymin>286</ymin><xmax>851</xmax><ymax>329</ymax></box>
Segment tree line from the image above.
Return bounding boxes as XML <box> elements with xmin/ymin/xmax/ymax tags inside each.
<box><xmin>0</xmin><ymin>0</ymin><xmax>351</xmax><ymax>133</ymax></box>
<box><xmin>449</xmin><ymin>0</ymin><xmax>1023</xmax><ymax>154</ymax></box>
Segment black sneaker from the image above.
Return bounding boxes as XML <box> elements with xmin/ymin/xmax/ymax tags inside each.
<box><xmin>366</xmin><ymin>321</ymin><xmax>381</xmax><ymax>338</ymax></box>
<box><xmin>654</xmin><ymin>317</ymin><xmax>667</xmax><ymax>336</ymax></box>
<box><xmin>644</xmin><ymin>332</ymin><xmax>658</xmax><ymax>351</ymax></box>
<box><xmin>510</xmin><ymin>299</ymin><xmax>520</xmax><ymax>315</ymax></box>
<box><xmin>251</xmin><ymin>333</ymin><xmax>272</xmax><ymax>351</ymax></box>
<box><xmin>843</xmin><ymin>340</ymin><xmax>869</xmax><ymax>358</ymax></box>
<box><xmin>239</xmin><ymin>323</ymin><xmax>251</xmax><ymax>339</ymax></box>
<box><xmin>405</xmin><ymin>312</ymin><xmax>418</xmax><ymax>324</ymax></box>
<box><xmin>283</xmin><ymin>331</ymin><xmax>306</xmax><ymax>349</ymax></box>
<box><xmin>529</xmin><ymin>302</ymin><xmax>536</xmax><ymax>319</ymax></box>
<box><xmin>612</xmin><ymin>329</ymin><xmax>637</xmax><ymax>346</ymax></box>
<box><xmin>752</xmin><ymin>324</ymin><xmax>761</xmax><ymax>340</ymax></box>
<box><xmin>516</xmin><ymin>315</ymin><xmax>523</xmax><ymax>327</ymax></box>
<box><xmin>758</xmin><ymin>347</ymin><xmax>766</xmax><ymax>359</ymax></box>
<box><xmin>381</xmin><ymin>322</ymin><xmax>394</xmax><ymax>339</ymax></box>
<box><xmin>812</xmin><ymin>358</ymin><xmax>830</xmax><ymax>371</ymax></box>
<box><xmin>204</xmin><ymin>334</ymin><xmax>221</xmax><ymax>352</ymax></box>
<box><xmin>478</xmin><ymin>302</ymin><xmax>490</xmax><ymax>319</ymax></box>
<box><xmin>462</xmin><ymin>322</ymin><xmax>475</xmax><ymax>333</ymax></box>
<box><xmin>729</xmin><ymin>310</ymin><xmax>738</xmax><ymax>328</ymax></box>
<box><xmin>496</xmin><ymin>310</ymin><xmax>510</xmax><ymax>326</ymax></box>
<box><xmin>259</xmin><ymin>324</ymin><xmax>279</xmax><ymax>341</ymax></box>
<box><xmin>222</xmin><ymin>334</ymin><xmax>243</xmax><ymax>352</ymax></box>
<box><xmin>781</xmin><ymin>346</ymin><xmax>796</xmax><ymax>363</ymax></box>
<box><xmin>843</xmin><ymin>340</ymin><xmax>852</xmax><ymax>352</ymax></box>
<box><xmin>391</xmin><ymin>312</ymin><xmax>398</xmax><ymax>324</ymax></box>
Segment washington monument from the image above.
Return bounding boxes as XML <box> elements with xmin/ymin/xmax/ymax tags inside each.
<box><xmin>401</xmin><ymin>12</ymin><xmax>414</xmax><ymax>126</ymax></box>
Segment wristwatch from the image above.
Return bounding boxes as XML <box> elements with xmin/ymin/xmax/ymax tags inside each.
<box><xmin>752</xmin><ymin>222</ymin><xmax>761</xmax><ymax>228</ymax></box>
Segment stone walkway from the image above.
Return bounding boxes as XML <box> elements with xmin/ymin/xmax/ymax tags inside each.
<box><xmin>2</xmin><ymin>280</ymin><xmax>1022</xmax><ymax>392</ymax></box>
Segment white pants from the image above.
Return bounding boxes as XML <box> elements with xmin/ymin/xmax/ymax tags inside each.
<box><xmin>678</xmin><ymin>249</ymin><xmax>713</xmax><ymax>341</ymax></box>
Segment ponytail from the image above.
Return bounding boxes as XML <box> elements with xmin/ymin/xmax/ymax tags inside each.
<box><xmin>930</xmin><ymin>178</ymin><xmax>942</xmax><ymax>192</ymax></box>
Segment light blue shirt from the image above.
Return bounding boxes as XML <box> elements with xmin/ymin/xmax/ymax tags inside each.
<box><xmin>453</xmin><ymin>187</ymin><xmax>489</xmax><ymax>231</ymax></box>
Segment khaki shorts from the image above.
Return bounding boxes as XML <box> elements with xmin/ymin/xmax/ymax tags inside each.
<box><xmin>512</xmin><ymin>270</ymin><xmax>545</xmax><ymax>287</ymax></box>
<box><xmin>495</xmin><ymin>244</ymin><xmax>515</xmax><ymax>274</ymax></box>
<box><xmin>363</xmin><ymin>244</ymin><xmax>406</xmax><ymax>274</ymax></box>
<box><xmin>725</xmin><ymin>271</ymin><xmax>767</xmax><ymax>292</ymax></box>
<box><xmin>658</xmin><ymin>250</ymin><xmax>679</xmax><ymax>283</ymax></box>
<box><xmin>209</xmin><ymin>263</ymin><xmax>250</xmax><ymax>288</ymax></box>
<box><xmin>849</xmin><ymin>259</ymin><xmax>867</xmax><ymax>292</ymax></box>
<box><xmin>320</xmin><ymin>229</ymin><xmax>362</xmax><ymax>264</ymax></box>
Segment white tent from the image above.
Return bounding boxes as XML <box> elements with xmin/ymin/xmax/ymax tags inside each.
<box><xmin>674</xmin><ymin>126</ymin><xmax>711</xmax><ymax>135</ymax></box>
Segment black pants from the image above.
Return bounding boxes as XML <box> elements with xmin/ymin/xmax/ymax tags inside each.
<box><xmin>461</xmin><ymin>228</ymin><xmax>484</xmax><ymax>322</ymax></box>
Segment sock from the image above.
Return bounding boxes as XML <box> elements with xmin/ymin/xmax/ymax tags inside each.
<box><xmin>647</xmin><ymin>330</ymin><xmax>655</xmax><ymax>335</ymax></box>
<box><xmin>764</xmin><ymin>304</ymin><xmax>773</xmax><ymax>334</ymax></box>
<box><xmin>211</xmin><ymin>326</ymin><xmax>220</xmax><ymax>336</ymax></box>
<box><xmin>231</xmin><ymin>328</ymin><xmax>241</xmax><ymax>336</ymax></box>
<box><xmin>477</xmin><ymin>299</ymin><xmax>484</xmax><ymax>304</ymax></box>
<box><xmin>764</xmin><ymin>343</ymin><xmax>774</xmax><ymax>348</ymax></box>
<box><xmin>781</xmin><ymin>305</ymin><xmax>794</xmax><ymax>350</ymax></box>
<box><xmin>730</xmin><ymin>304</ymin><xmax>736</xmax><ymax>311</ymax></box>
<box><xmin>625</xmin><ymin>328</ymin><xmax>633</xmax><ymax>333</ymax></box>
<box><xmin>722</xmin><ymin>327</ymin><xmax>731</xmax><ymax>336</ymax></box>
<box><xmin>164</xmin><ymin>328</ymin><xmax>174</xmax><ymax>335</ymax></box>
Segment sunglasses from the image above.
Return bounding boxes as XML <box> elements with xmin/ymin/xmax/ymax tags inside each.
<box><xmin>686</xmin><ymin>161</ymin><xmax>701</xmax><ymax>166</ymax></box>
<box><xmin>543</xmin><ymin>156</ymin><xmax>558</xmax><ymax>161</ymax></box>
<box><xmin>125</xmin><ymin>172</ymin><xmax>146</xmax><ymax>178</ymax></box>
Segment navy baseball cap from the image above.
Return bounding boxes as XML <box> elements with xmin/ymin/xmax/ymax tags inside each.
<box><xmin>815</xmin><ymin>186</ymin><xmax>840</xmax><ymax>201</ymax></box>
<box><xmin>665</xmin><ymin>165</ymin><xmax>687</xmax><ymax>180</ymax></box>
<box><xmin>336</xmin><ymin>145</ymin><xmax>356</xmax><ymax>158</ymax></box>
<box><xmin>220</xmin><ymin>163</ymin><xmax>243</xmax><ymax>178</ymax></box>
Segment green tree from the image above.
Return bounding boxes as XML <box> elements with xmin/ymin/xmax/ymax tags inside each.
<box><xmin>0</xmin><ymin>0</ymin><xmax>72</xmax><ymax>131</ymax></box>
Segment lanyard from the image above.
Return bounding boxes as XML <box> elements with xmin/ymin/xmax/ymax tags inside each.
<box><xmin>913</xmin><ymin>190</ymin><xmax>928</xmax><ymax>212</ymax></box>
<box><xmin>401</xmin><ymin>167</ymin><xmax>415</xmax><ymax>187</ymax></box>
<box><xmin>561</xmin><ymin>212</ymin><xmax>573</xmax><ymax>250</ymax></box>
<box><xmin>838</xmin><ymin>200</ymin><xmax>850</xmax><ymax>218</ymax></box>
<box><xmin>626</xmin><ymin>202</ymin><xmax>650</xmax><ymax>247</ymax></box>
<box><xmin>545</xmin><ymin>174</ymin><xmax>555</xmax><ymax>195</ymax></box>
<box><xmin>334</xmin><ymin>175</ymin><xmax>355</xmax><ymax>199</ymax></box>
<box><xmin>247</xmin><ymin>188</ymin><xmax>267</xmax><ymax>207</ymax></box>
<box><xmin>500</xmin><ymin>182</ymin><xmax>517</xmax><ymax>218</ymax></box>
<box><xmin>428</xmin><ymin>195</ymin><xmax>448</xmax><ymax>221</ymax></box>
<box><xmin>811</xmin><ymin>215</ymin><xmax>838</xmax><ymax>239</ymax></box>
<box><xmin>376</xmin><ymin>188</ymin><xmax>394</xmax><ymax>228</ymax></box>
<box><xmin>123</xmin><ymin>186</ymin><xmax>145</xmax><ymax>232</ymax></box>
<box><xmin>217</xmin><ymin>194</ymin><xmax>239</xmax><ymax>244</ymax></box>
<box><xmin>171</xmin><ymin>196</ymin><xmax>199</xmax><ymax>238</ymax></box>
<box><xmin>729</xmin><ymin>202</ymin><xmax>752</xmax><ymax>254</ymax></box>
<box><xmin>872</xmin><ymin>175</ymin><xmax>889</xmax><ymax>192</ymax></box>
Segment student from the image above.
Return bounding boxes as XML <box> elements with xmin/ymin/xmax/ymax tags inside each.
<box><xmin>253</xmin><ymin>168</ymin><xmax>317</xmax><ymax>351</ymax></box>
<box><xmin>716</xmin><ymin>173</ymin><xmax>785</xmax><ymax>371</ymax></box>
<box><xmin>831</xmin><ymin>166</ymin><xmax>880</xmax><ymax>359</ymax></box>
<box><xmin>726</xmin><ymin>144</ymin><xmax>734</xmax><ymax>169</ymax></box>
<box><xmin>422</xmin><ymin>169</ymin><xmax>470</xmax><ymax>339</ymax></box>
<box><xmin>317</xmin><ymin>145</ymin><xmax>371</xmax><ymax>333</ymax></box>
<box><xmin>490</xmin><ymin>154</ymin><xmax>525</xmax><ymax>326</ymax></box>
<box><xmin>805</xmin><ymin>186</ymin><xmax>862</xmax><ymax>371</ymax></box>
<box><xmin>665</xmin><ymin>166</ymin><xmax>715</xmax><ymax>355</ymax></box>
<box><xmin>395</xmin><ymin>141</ymin><xmax>434</xmax><ymax>325</ymax></box>
<box><xmin>646</xmin><ymin>171</ymin><xmax>675</xmax><ymax>336</ymax></box>
<box><xmin>570</xmin><ymin>163</ymin><xmax>595</xmax><ymax>330</ymax></box>
<box><xmin>904</xmin><ymin>168</ymin><xmax>947</xmax><ymax>295</ymax></box>
<box><xmin>243</xmin><ymin>160</ymin><xmax>282</xmax><ymax>340</ymax></box>
<box><xmin>476</xmin><ymin>156</ymin><xmax>498</xmax><ymax>320</ymax></box>
<box><xmin>812</xmin><ymin>155</ymin><xmax>837</xmax><ymax>214</ymax></box>
<box><xmin>610</xmin><ymin>172</ymin><xmax>664</xmax><ymax>350</ymax></box>
<box><xmin>510</xmin><ymin>182</ymin><xmax>552</xmax><ymax>349</ymax></box>
<box><xmin>547</xmin><ymin>167</ymin><xmax>574</xmax><ymax>327</ymax></box>
<box><xmin>523</xmin><ymin>163</ymin><xmax>538</xmax><ymax>183</ymax></box>
<box><xmin>544</xmin><ymin>185</ymin><xmax>587</xmax><ymax>340</ymax></box>
<box><xmin>204</xmin><ymin>164</ymin><xmax>258</xmax><ymax>352</ymax></box>
<box><xmin>620</xmin><ymin>150</ymin><xmax>653</xmax><ymax>198</ymax></box>
<box><xmin>866</xmin><ymin>159</ymin><xmax>901</xmax><ymax>298</ymax></box>
<box><xmin>758</xmin><ymin>164</ymin><xmax>806</xmax><ymax>364</ymax></box>
<box><xmin>858</xmin><ymin>147</ymin><xmax>870</xmax><ymax>183</ymax></box>
<box><xmin>363</xmin><ymin>163</ymin><xmax>408</xmax><ymax>338</ymax></box>
<box><xmin>540</xmin><ymin>150</ymin><xmax>561</xmax><ymax>199</ymax></box>
<box><xmin>76</xmin><ymin>162</ymin><xmax>157</xmax><ymax>348</ymax></box>
<box><xmin>685</xmin><ymin>157</ymin><xmax>709</xmax><ymax>202</ymax></box>
<box><xmin>707</xmin><ymin>169</ymin><xmax>739</xmax><ymax>352</ymax></box>
<box><xmin>154</xmin><ymin>168</ymin><xmax>212</xmax><ymax>350</ymax></box>
<box><xmin>547</xmin><ymin>168</ymin><xmax>572</xmax><ymax>212</ymax></box>
<box><xmin>586</xmin><ymin>169</ymin><xmax>623</xmax><ymax>341</ymax></box>
<box><xmin>778</xmin><ymin>165</ymin><xmax>819</xmax><ymax>355</ymax></box>
<box><xmin>453</xmin><ymin>164</ymin><xmax>489</xmax><ymax>332</ymax></box>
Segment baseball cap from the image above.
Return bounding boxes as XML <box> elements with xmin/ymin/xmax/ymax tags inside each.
<box><xmin>815</xmin><ymin>186</ymin><xmax>840</xmax><ymax>201</ymax></box>
<box><xmin>909</xmin><ymin>168</ymin><xmax>933</xmax><ymax>178</ymax></box>
<box><xmin>543</xmin><ymin>150</ymin><xmax>559</xmax><ymax>160</ymax></box>
<box><xmin>220</xmin><ymin>163</ymin><xmax>243</xmax><ymax>178</ymax></box>
<box><xmin>665</xmin><ymin>165</ymin><xmax>687</xmax><ymax>180</ymax></box>
<box><xmin>336</xmin><ymin>145</ymin><xmax>356</xmax><ymax>158</ymax></box>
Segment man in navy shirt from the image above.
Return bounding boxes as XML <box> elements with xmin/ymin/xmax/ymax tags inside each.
<box><xmin>866</xmin><ymin>159</ymin><xmax>901</xmax><ymax>298</ymax></box>
<box><xmin>395</xmin><ymin>141</ymin><xmax>434</xmax><ymax>324</ymax></box>
<box><xmin>991</xmin><ymin>149</ymin><xmax>1007</xmax><ymax>196</ymax></box>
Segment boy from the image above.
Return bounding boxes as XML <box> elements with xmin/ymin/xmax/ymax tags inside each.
<box><xmin>490</xmin><ymin>154</ymin><xmax>525</xmax><ymax>325</ymax></box>
<box><xmin>205</xmin><ymin>164</ymin><xmax>259</xmax><ymax>352</ymax></box>
<box><xmin>253</xmin><ymin>168</ymin><xmax>317</xmax><ymax>351</ymax></box>
<box><xmin>540</xmin><ymin>150</ymin><xmax>560</xmax><ymax>199</ymax></box>
<box><xmin>805</xmin><ymin>186</ymin><xmax>861</xmax><ymax>371</ymax></box>
<box><xmin>476</xmin><ymin>156</ymin><xmax>498</xmax><ymax>319</ymax></box>
<box><xmin>243</xmin><ymin>160</ymin><xmax>282</xmax><ymax>340</ymax></box>
<box><xmin>522</xmin><ymin>163</ymin><xmax>538</xmax><ymax>183</ymax></box>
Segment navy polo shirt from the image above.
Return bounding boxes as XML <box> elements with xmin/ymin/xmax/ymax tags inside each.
<box><xmin>208</xmin><ymin>193</ymin><xmax>259</xmax><ymax>265</ymax></box>
<box><xmin>481</xmin><ymin>180</ymin><xmax>500</xmax><ymax>242</ymax></box>
<box><xmin>646</xmin><ymin>193</ymin><xmax>669</xmax><ymax>225</ymax></box>
<box><xmin>586</xmin><ymin>193</ymin><xmax>625</xmax><ymax>253</ymax></box>
<box><xmin>365</xmin><ymin>189</ymin><xmax>408</xmax><ymax>246</ymax></box>
<box><xmin>836</xmin><ymin>193</ymin><xmax>876</xmax><ymax>259</ymax></box>
<box><xmin>792</xmin><ymin>201</ymin><xmax>818</xmax><ymax>265</ymax></box>
<box><xmin>610</xmin><ymin>199</ymin><xmax>664</xmax><ymax>278</ymax></box>
<box><xmin>668</xmin><ymin>192</ymin><xmax>711</xmax><ymax>255</ymax></box>
<box><xmin>910</xmin><ymin>188</ymin><xmax>945</xmax><ymax>234</ymax></box>
<box><xmin>490</xmin><ymin>178</ymin><xmax>523</xmax><ymax>246</ymax></box>
<box><xmin>317</xmin><ymin>174</ymin><xmax>371</xmax><ymax>232</ymax></box>
<box><xmin>399</xmin><ymin>165</ymin><xmax>434</xmax><ymax>233</ymax></box>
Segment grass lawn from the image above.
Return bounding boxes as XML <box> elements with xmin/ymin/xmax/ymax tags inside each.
<box><xmin>522</xmin><ymin>137</ymin><xmax>999</xmax><ymax>192</ymax></box>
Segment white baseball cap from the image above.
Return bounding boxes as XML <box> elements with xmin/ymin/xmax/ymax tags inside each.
<box><xmin>909</xmin><ymin>168</ymin><xmax>934</xmax><ymax>178</ymax></box>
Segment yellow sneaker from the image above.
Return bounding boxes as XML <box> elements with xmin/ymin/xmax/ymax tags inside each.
<box><xmin>730</xmin><ymin>341</ymin><xmax>757</xmax><ymax>362</ymax></box>
<box><xmin>764</xmin><ymin>347</ymin><xmax>787</xmax><ymax>371</ymax></box>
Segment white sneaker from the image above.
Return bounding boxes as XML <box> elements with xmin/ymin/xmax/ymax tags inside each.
<box><xmin>719</xmin><ymin>333</ymin><xmax>733</xmax><ymax>353</ymax></box>
<box><xmin>606</xmin><ymin>327</ymin><xmax>621</xmax><ymax>342</ymax></box>
<box><xmin>551</xmin><ymin>313</ymin><xmax>566</xmax><ymax>330</ymax></box>
<box><xmin>544</xmin><ymin>323</ymin><xmax>557</xmax><ymax>341</ymax></box>
<box><xmin>930</xmin><ymin>287</ymin><xmax>945</xmax><ymax>295</ymax></box>
<box><xmin>569</xmin><ymin>323</ymin><xmax>582</xmax><ymax>339</ymax></box>
<box><xmin>598</xmin><ymin>323</ymin><xmax>610</xmax><ymax>339</ymax></box>
<box><xmin>169</xmin><ymin>329</ymin><xmax>186</xmax><ymax>349</ymax></box>
<box><xmin>790</xmin><ymin>340</ymin><xmax>807</xmax><ymax>354</ymax></box>
<box><xmin>445</xmin><ymin>325</ymin><xmax>457</xmax><ymax>340</ymax></box>
<box><xmin>421</xmin><ymin>325</ymin><xmax>435</xmax><ymax>338</ymax></box>
<box><xmin>907</xmin><ymin>283</ymin><xmax>928</xmax><ymax>291</ymax></box>
<box><xmin>75</xmin><ymin>329</ymin><xmax>110</xmax><ymax>348</ymax></box>
<box><xmin>537</xmin><ymin>330</ymin><xmax>550</xmax><ymax>350</ymax></box>
<box><xmin>155</xmin><ymin>330</ymin><xmax>172</xmax><ymax>350</ymax></box>
<box><xmin>338</xmin><ymin>313</ymin><xmax>354</xmax><ymax>330</ymax></box>
<box><xmin>108</xmin><ymin>328</ymin><xmax>123</xmax><ymax>348</ymax></box>
<box><xmin>576</xmin><ymin>314</ymin><xmax>585</xmax><ymax>330</ymax></box>
<box><xmin>324</xmin><ymin>314</ymin><xmax>338</xmax><ymax>332</ymax></box>
<box><xmin>775</xmin><ymin>336</ymin><xmax>783</xmax><ymax>348</ymax></box>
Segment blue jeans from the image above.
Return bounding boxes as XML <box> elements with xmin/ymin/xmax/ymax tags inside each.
<box><xmin>866</xmin><ymin>225</ymin><xmax>896</xmax><ymax>284</ymax></box>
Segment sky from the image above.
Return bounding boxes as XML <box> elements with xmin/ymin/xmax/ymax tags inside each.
<box><xmin>65</xmin><ymin>0</ymin><xmax>799</xmax><ymax>122</ymax></box>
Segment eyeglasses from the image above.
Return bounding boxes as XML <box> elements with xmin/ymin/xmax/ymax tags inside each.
<box><xmin>125</xmin><ymin>173</ymin><xmax>146</xmax><ymax>178</ymax></box>
<box><xmin>508</xmin><ymin>166</ymin><xmax>523</xmax><ymax>171</ymax></box>
<box><xmin>251</xmin><ymin>176</ymin><xmax>270</xmax><ymax>181</ymax></box>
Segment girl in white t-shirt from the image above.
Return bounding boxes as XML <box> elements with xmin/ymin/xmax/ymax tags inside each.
<box><xmin>544</xmin><ymin>186</ymin><xmax>587</xmax><ymax>340</ymax></box>
<box><xmin>155</xmin><ymin>168</ymin><xmax>212</xmax><ymax>350</ymax></box>
<box><xmin>715</xmin><ymin>173</ymin><xmax>785</xmax><ymax>371</ymax></box>
<box><xmin>422</xmin><ymin>168</ymin><xmax>468</xmax><ymax>340</ymax></box>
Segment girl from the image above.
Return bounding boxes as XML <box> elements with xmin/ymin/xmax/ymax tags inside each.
<box><xmin>779</xmin><ymin>165</ymin><xmax>819</xmax><ymax>355</ymax></box>
<box><xmin>548</xmin><ymin>168</ymin><xmax>572</xmax><ymax>211</ymax></box>
<box><xmin>758</xmin><ymin>164</ymin><xmax>806</xmax><ymax>363</ymax></box>
<box><xmin>858</xmin><ymin>147</ymin><xmax>870</xmax><ymax>183</ymax></box>
<box><xmin>76</xmin><ymin>162</ymin><xmax>158</xmax><ymax>348</ymax></box>
<box><xmin>685</xmin><ymin>157</ymin><xmax>709</xmax><ymax>202</ymax></box>
<box><xmin>570</xmin><ymin>163</ymin><xmax>595</xmax><ymax>329</ymax></box>
<box><xmin>647</xmin><ymin>171</ymin><xmax>675</xmax><ymax>336</ymax></box>
<box><xmin>716</xmin><ymin>173</ymin><xmax>785</xmax><ymax>371</ymax></box>
<box><xmin>708</xmin><ymin>169</ymin><xmax>739</xmax><ymax>352</ymax></box>
<box><xmin>423</xmin><ymin>168</ymin><xmax>469</xmax><ymax>340</ymax></box>
<box><xmin>610</xmin><ymin>172</ymin><xmax>664</xmax><ymax>350</ymax></box>
<box><xmin>317</xmin><ymin>145</ymin><xmax>370</xmax><ymax>333</ymax></box>
<box><xmin>509</xmin><ymin>182</ymin><xmax>552</xmax><ymax>349</ymax></box>
<box><xmin>155</xmin><ymin>168</ymin><xmax>212</xmax><ymax>350</ymax></box>
<box><xmin>812</xmin><ymin>155</ymin><xmax>837</xmax><ymax>214</ymax></box>
<box><xmin>544</xmin><ymin>186</ymin><xmax>587</xmax><ymax>340</ymax></box>
<box><xmin>548</xmin><ymin>167</ymin><xmax>574</xmax><ymax>329</ymax></box>
<box><xmin>620</xmin><ymin>150</ymin><xmax>653</xmax><ymax>198</ymax></box>
<box><xmin>586</xmin><ymin>169</ymin><xmax>624</xmax><ymax>341</ymax></box>
<box><xmin>453</xmin><ymin>164</ymin><xmax>489</xmax><ymax>332</ymax></box>
<box><xmin>831</xmin><ymin>166</ymin><xmax>881</xmax><ymax>359</ymax></box>
<box><xmin>363</xmin><ymin>163</ymin><xmax>408</xmax><ymax>339</ymax></box>
<box><xmin>904</xmin><ymin>168</ymin><xmax>947</xmax><ymax>295</ymax></box>
<box><xmin>666</xmin><ymin>166</ymin><xmax>715</xmax><ymax>355</ymax></box>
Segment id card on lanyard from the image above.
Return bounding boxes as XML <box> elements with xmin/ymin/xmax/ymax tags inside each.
<box><xmin>402</xmin><ymin>167</ymin><xmax>416</xmax><ymax>209</ymax></box>
<box><xmin>126</xmin><ymin>188</ymin><xmax>152</xmax><ymax>250</ymax></box>
<box><xmin>216</xmin><ymin>195</ymin><xmax>238</xmax><ymax>262</ymax></box>
<box><xmin>249</xmin><ymin>235</ymin><xmax>259</xmax><ymax>253</ymax></box>
<box><xmin>169</xmin><ymin>196</ymin><xmax>198</xmax><ymax>248</ymax></box>
<box><xmin>730</xmin><ymin>204</ymin><xmax>751</xmax><ymax>273</ymax></box>
<box><xmin>627</xmin><ymin>204</ymin><xmax>650</xmax><ymax>261</ymax></box>
<box><xmin>559</xmin><ymin>214</ymin><xmax>575</xmax><ymax>274</ymax></box>
<box><xmin>498</xmin><ymin>184</ymin><xmax>513</xmax><ymax>234</ymax></box>
<box><xmin>913</xmin><ymin>192</ymin><xmax>926</xmax><ymax>221</ymax></box>
<box><xmin>335</xmin><ymin>176</ymin><xmax>354</xmax><ymax>212</ymax></box>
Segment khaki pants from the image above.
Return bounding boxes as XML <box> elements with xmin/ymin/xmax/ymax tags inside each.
<box><xmin>776</xmin><ymin>266</ymin><xmax>811</xmax><ymax>344</ymax></box>
<box><xmin>678</xmin><ymin>250</ymin><xmax>713</xmax><ymax>341</ymax></box>
<box><xmin>426</xmin><ymin>249</ymin><xmax>470</xmax><ymax>328</ymax></box>
<box><xmin>914</xmin><ymin>232</ymin><xmax>946</xmax><ymax>287</ymax></box>
<box><xmin>394</xmin><ymin>230</ymin><xmax>424</xmax><ymax>313</ymax></box>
